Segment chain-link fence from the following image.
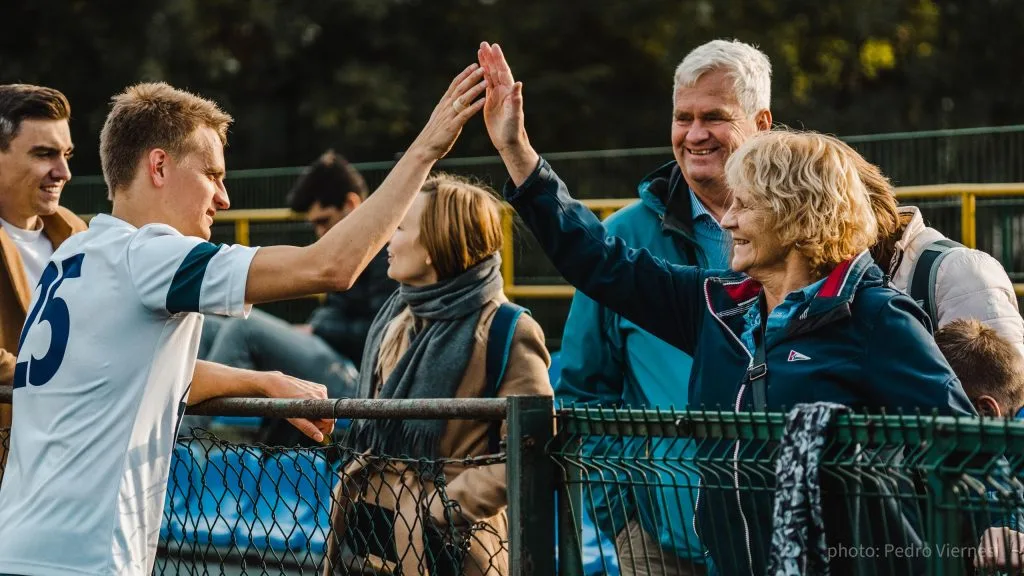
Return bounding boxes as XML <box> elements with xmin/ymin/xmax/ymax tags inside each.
<box><xmin>0</xmin><ymin>395</ymin><xmax>555</xmax><ymax>576</ymax></box>
<box><xmin>158</xmin><ymin>430</ymin><xmax>509</xmax><ymax>576</ymax></box>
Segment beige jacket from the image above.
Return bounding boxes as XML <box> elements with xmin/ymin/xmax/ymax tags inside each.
<box><xmin>0</xmin><ymin>207</ymin><xmax>86</xmax><ymax>427</ymax></box>
<box><xmin>888</xmin><ymin>206</ymin><xmax>1024</xmax><ymax>357</ymax></box>
<box><xmin>324</xmin><ymin>297</ymin><xmax>552</xmax><ymax>576</ymax></box>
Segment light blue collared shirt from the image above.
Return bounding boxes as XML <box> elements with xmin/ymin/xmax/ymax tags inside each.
<box><xmin>689</xmin><ymin>188</ymin><xmax>731</xmax><ymax>269</ymax></box>
<box><xmin>740</xmin><ymin>278</ymin><xmax>828</xmax><ymax>356</ymax></box>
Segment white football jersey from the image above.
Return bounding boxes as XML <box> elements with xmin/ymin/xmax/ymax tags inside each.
<box><xmin>0</xmin><ymin>214</ymin><xmax>257</xmax><ymax>575</ymax></box>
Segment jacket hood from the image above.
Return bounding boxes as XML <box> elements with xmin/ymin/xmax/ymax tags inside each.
<box><xmin>894</xmin><ymin>206</ymin><xmax>927</xmax><ymax>253</ymax></box>
<box><xmin>637</xmin><ymin>160</ymin><xmax>681</xmax><ymax>217</ymax></box>
<box><xmin>636</xmin><ymin>160</ymin><xmax>703</xmax><ymax>243</ymax></box>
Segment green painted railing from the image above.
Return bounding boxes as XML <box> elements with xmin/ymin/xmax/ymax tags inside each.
<box><xmin>553</xmin><ymin>407</ymin><xmax>1024</xmax><ymax>575</ymax></box>
<box><xmin>61</xmin><ymin>124</ymin><xmax>1024</xmax><ymax>216</ymax></box>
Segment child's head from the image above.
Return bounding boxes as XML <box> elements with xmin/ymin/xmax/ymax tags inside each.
<box><xmin>935</xmin><ymin>319</ymin><xmax>1024</xmax><ymax>418</ymax></box>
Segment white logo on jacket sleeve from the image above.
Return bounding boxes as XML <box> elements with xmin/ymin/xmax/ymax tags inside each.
<box><xmin>787</xmin><ymin>350</ymin><xmax>811</xmax><ymax>362</ymax></box>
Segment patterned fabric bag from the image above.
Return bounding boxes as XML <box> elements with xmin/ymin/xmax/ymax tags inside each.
<box><xmin>767</xmin><ymin>402</ymin><xmax>850</xmax><ymax>576</ymax></box>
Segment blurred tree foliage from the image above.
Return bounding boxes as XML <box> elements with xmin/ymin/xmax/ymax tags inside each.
<box><xmin>1</xmin><ymin>0</ymin><xmax>1020</xmax><ymax>174</ymax></box>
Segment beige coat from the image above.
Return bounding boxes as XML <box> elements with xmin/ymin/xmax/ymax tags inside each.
<box><xmin>324</xmin><ymin>298</ymin><xmax>552</xmax><ymax>575</ymax></box>
<box><xmin>0</xmin><ymin>207</ymin><xmax>86</xmax><ymax>429</ymax></box>
<box><xmin>888</xmin><ymin>206</ymin><xmax>1024</xmax><ymax>358</ymax></box>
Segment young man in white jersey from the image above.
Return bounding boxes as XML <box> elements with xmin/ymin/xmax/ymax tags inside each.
<box><xmin>0</xmin><ymin>85</ymin><xmax>86</xmax><ymax>440</ymax></box>
<box><xmin>0</xmin><ymin>64</ymin><xmax>487</xmax><ymax>576</ymax></box>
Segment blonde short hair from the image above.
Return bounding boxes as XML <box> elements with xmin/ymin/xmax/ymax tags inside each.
<box><xmin>418</xmin><ymin>173</ymin><xmax>504</xmax><ymax>280</ymax></box>
<box><xmin>725</xmin><ymin>130</ymin><xmax>878</xmax><ymax>276</ymax></box>
<box><xmin>100</xmin><ymin>82</ymin><xmax>232</xmax><ymax>197</ymax></box>
<box><xmin>936</xmin><ymin>319</ymin><xmax>1024</xmax><ymax>414</ymax></box>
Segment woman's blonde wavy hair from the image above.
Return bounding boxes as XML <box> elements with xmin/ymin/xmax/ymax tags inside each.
<box><xmin>376</xmin><ymin>173</ymin><xmax>505</xmax><ymax>374</ymax></box>
<box><xmin>724</xmin><ymin>130</ymin><xmax>879</xmax><ymax>277</ymax></box>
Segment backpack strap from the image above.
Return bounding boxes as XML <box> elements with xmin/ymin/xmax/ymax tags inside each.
<box><xmin>485</xmin><ymin>302</ymin><xmax>529</xmax><ymax>453</ymax></box>
<box><xmin>907</xmin><ymin>238</ymin><xmax>964</xmax><ymax>328</ymax></box>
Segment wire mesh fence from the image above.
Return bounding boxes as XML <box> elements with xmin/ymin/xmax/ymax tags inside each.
<box><xmin>60</xmin><ymin>125</ymin><xmax>1024</xmax><ymax>216</ymax></box>
<box><xmin>8</xmin><ymin>395</ymin><xmax>1024</xmax><ymax>575</ymax></box>
<box><xmin>157</xmin><ymin>429</ymin><xmax>510</xmax><ymax>576</ymax></box>
<box><xmin>552</xmin><ymin>407</ymin><xmax>1024</xmax><ymax>576</ymax></box>
<box><xmin>0</xmin><ymin>395</ymin><xmax>546</xmax><ymax>576</ymax></box>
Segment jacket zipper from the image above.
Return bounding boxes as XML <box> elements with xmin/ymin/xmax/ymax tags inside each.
<box><xmin>733</xmin><ymin>383</ymin><xmax>754</xmax><ymax>576</ymax></box>
<box><xmin>702</xmin><ymin>280</ymin><xmax>757</xmax><ymax>575</ymax></box>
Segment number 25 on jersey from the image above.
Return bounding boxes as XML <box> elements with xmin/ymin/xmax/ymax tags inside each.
<box><xmin>14</xmin><ymin>253</ymin><xmax>85</xmax><ymax>389</ymax></box>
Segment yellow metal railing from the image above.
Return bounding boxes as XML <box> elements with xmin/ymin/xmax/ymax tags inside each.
<box><xmin>98</xmin><ymin>183</ymin><xmax>1024</xmax><ymax>298</ymax></box>
<box><xmin>495</xmin><ymin>185</ymin><xmax>1024</xmax><ymax>299</ymax></box>
<box><xmin>892</xmin><ymin>182</ymin><xmax>1024</xmax><ymax>249</ymax></box>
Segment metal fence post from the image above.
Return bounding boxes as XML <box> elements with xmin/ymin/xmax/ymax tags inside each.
<box><xmin>507</xmin><ymin>395</ymin><xmax>556</xmax><ymax>575</ymax></box>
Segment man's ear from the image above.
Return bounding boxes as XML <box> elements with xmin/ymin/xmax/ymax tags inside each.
<box><xmin>975</xmin><ymin>395</ymin><xmax>1004</xmax><ymax>418</ymax></box>
<box><xmin>148</xmin><ymin>149</ymin><xmax>169</xmax><ymax>188</ymax></box>
<box><xmin>754</xmin><ymin>109</ymin><xmax>772</xmax><ymax>132</ymax></box>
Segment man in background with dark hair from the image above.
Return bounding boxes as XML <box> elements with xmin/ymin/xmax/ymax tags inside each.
<box><xmin>0</xmin><ymin>84</ymin><xmax>86</xmax><ymax>434</ymax></box>
<box><xmin>194</xmin><ymin>150</ymin><xmax>395</xmax><ymax>444</ymax></box>
<box><xmin>288</xmin><ymin>149</ymin><xmax>368</xmax><ymax>239</ymax></box>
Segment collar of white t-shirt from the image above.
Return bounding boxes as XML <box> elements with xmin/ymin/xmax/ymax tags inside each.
<box><xmin>0</xmin><ymin>216</ymin><xmax>54</xmax><ymax>291</ymax></box>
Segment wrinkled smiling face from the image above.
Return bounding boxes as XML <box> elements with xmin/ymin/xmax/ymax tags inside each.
<box><xmin>671</xmin><ymin>69</ymin><xmax>761</xmax><ymax>192</ymax></box>
<box><xmin>720</xmin><ymin>185</ymin><xmax>788</xmax><ymax>276</ymax></box>
<box><xmin>0</xmin><ymin>118</ymin><xmax>73</xmax><ymax>223</ymax></box>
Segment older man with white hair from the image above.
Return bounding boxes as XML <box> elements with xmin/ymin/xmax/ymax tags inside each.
<box><xmin>547</xmin><ymin>39</ymin><xmax>772</xmax><ymax>575</ymax></box>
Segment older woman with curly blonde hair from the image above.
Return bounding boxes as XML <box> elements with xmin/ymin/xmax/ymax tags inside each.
<box><xmin>491</xmin><ymin>122</ymin><xmax>977</xmax><ymax>573</ymax></box>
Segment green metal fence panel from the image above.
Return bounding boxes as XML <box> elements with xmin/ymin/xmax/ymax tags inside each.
<box><xmin>8</xmin><ymin>397</ymin><xmax>1024</xmax><ymax>574</ymax></box>
<box><xmin>552</xmin><ymin>408</ymin><xmax>1024</xmax><ymax>576</ymax></box>
<box><xmin>846</xmin><ymin>125</ymin><xmax>1024</xmax><ymax>186</ymax></box>
<box><xmin>60</xmin><ymin>125</ymin><xmax>1024</xmax><ymax>213</ymax></box>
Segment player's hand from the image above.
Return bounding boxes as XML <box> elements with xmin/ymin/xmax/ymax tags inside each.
<box><xmin>293</xmin><ymin>323</ymin><xmax>314</xmax><ymax>334</ymax></box>
<box><xmin>976</xmin><ymin>527</ymin><xmax>1024</xmax><ymax>569</ymax></box>
<box><xmin>408</xmin><ymin>63</ymin><xmax>487</xmax><ymax>162</ymax></box>
<box><xmin>259</xmin><ymin>371</ymin><xmax>335</xmax><ymax>442</ymax></box>
<box><xmin>477</xmin><ymin>42</ymin><xmax>527</xmax><ymax>154</ymax></box>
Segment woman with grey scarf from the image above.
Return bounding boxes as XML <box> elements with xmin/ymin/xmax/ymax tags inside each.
<box><xmin>323</xmin><ymin>173</ymin><xmax>552</xmax><ymax>576</ymax></box>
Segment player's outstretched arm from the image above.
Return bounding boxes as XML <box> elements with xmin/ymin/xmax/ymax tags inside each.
<box><xmin>189</xmin><ymin>360</ymin><xmax>334</xmax><ymax>442</ymax></box>
<box><xmin>244</xmin><ymin>63</ymin><xmax>487</xmax><ymax>304</ymax></box>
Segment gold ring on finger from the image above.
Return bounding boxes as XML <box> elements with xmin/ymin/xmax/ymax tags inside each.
<box><xmin>452</xmin><ymin>98</ymin><xmax>465</xmax><ymax>113</ymax></box>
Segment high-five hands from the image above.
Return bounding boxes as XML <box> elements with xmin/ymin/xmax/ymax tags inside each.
<box><xmin>409</xmin><ymin>63</ymin><xmax>488</xmax><ymax>162</ymax></box>
<box><xmin>478</xmin><ymin>42</ymin><xmax>540</xmax><ymax>186</ymax></box>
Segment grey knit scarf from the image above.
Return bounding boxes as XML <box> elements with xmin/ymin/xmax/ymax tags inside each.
<box><xmin>347</xmin><ymin>254</ymin><xmax>504</xmax><ymax>458</ymax></box>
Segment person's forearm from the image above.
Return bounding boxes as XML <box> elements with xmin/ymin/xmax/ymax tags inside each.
<box><xmin>498</xmin><ymin>142</ymin><xmax>541</xmax><ymax>188</ymax></box>
<box><xmin>188</xmin><ymin>360</ymin><xmax>267</xmax><ymax>405</ymax></box>
<box><xmin>245</xmin><ymin>146</ymin><xmax>436</xmax><ymax>304</ymax></box>
<box><xmin>306</xmin><ymin>145</ymin><xmax>437</xmax><ymax>289</ymax></box>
